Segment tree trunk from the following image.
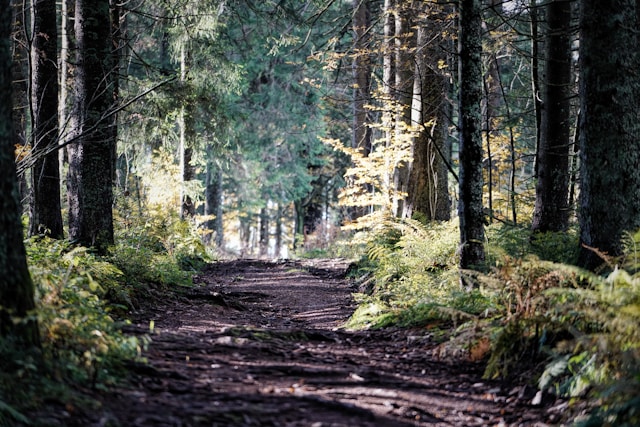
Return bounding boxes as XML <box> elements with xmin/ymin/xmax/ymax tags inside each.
<box><xmin>391</xmin><ymin>0</ymin><xmax>414</xmax><ymax>217</ymax></box>
<box><xmin>352</xmin><ymin>0</ymin><xmax>372</xmax><ymax>154</ymax></box>
<box><xmin>58</xmin><ymin>0</ymin><xmax>72</xmax><ymax>170</ymax></box>
<box><xmin>532</xmin><ymin>0</ymin><xmax>572</xmax><ymax>233</ymax></box>
<box><xmin>405</xmin><ymin>5</ymin><xmax>451</xmax><ymax>222</ymax></box>
<box><xmin>349</xmin><ymin>0</ymin><xmax>372</xmax><ymax>221</ymax></box>
<box><xmin>67</xmin><ymin>0</ymin><xmax>115</xmax><ymax>254</ymax></box>
<box><xmin>29</xmin><ymin>0</ymin><xmax>63</xmax><ymax>238</ymax></box>
<box><xmin>205</xmin><ymin>161</ymin><xmax>223</xmax><ymax>247</ymax></box>
<box><xmin>578</xmin><ymin>0</ymin><xmax>640</xmax><ymax>270</ymax></box>
<box><xmin>458</xmin><ymin>0</ymin><xmax>485</xmax><ymax>271</ymax></box>
<box><xmin>259</xmin><ymin>206</ymin><xmax>269</xmax><ymax>257</ymax></box>
<box><xmin>10</xmin><ymin>0</ymin><xmax>29</xmax><ymax>208</ymax></box>
<box><xmin>275</xmin><ymin>203</ymin><xmax>283</xmax><ymax>257</ymax></box>
<box><xmin>178</xmin><ymin>45</ymin><xmax>196</xmax><ymax>219</ymax></box>
<box><xmin>381</xmin><ymin>0</ymin><xmax>394</xmax><ymax>215</ymax></box>
<box><xmin>0</xmin><ymin>0</ymin><xmax>40</xmax><ymax>347</ymax></box>
<box><xmin>530</xmin><ymin>0</ymin><xmax>542</xmax><ymax>180</ymax></box>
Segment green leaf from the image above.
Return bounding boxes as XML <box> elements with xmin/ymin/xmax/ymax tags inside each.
<box><xmin>538</xmin><ymin>354</ymin><xmax>570</xmax><ymax>390</ymax></box>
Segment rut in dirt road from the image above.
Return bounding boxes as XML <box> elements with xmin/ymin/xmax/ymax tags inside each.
<box><xmin>92</xmin><ymin>259</ymin><xmax>563</xmax><ymax>427</ymax></box>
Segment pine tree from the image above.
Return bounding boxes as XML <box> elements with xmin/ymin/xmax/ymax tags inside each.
<box><xmin>577</xmin><ymin>1</ymin><xmax>640</xmax><ymax>270</ymax></box>
<box><xmin>532</xmin><ymin>0</ymin><xmax>572</xmax><ymax>234</ymax></box>
<box><xmin>0</xmin><ymin>0</ymin><xmax>39</xmax><ymax>347</ymax></box>
<box><xmin>458</xmin><ymin>0</ymin><xmax>485</xmax><ymax>271</ymax></box>
<box><xmin>67</xmin><ymin>0</ymin><xmax>115</xmax><ymax>253</ymax></box>
<box><xmin>29</xmin><ymin>0</ymin><xmax>64</xmax><ymax>238</ymax></box>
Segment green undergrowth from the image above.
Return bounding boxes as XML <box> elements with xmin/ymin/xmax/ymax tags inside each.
<box><xmin>0</xmin><ymin>209</ymin><xmax>210</xmax><ymax>426</ymax></box>
<box><xmin>345</xmin><ymin>218</ymin><xmax>639</xmax><ymax>425</ymax></box>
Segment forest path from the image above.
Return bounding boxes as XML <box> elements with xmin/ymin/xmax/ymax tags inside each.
<box><xmin>93</xmin><ymin>259</ymin><xmax>559</xmax><ymax>426</ymax></box>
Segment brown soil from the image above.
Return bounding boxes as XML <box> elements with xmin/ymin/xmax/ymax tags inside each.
<box><xmin>74</xmin><ymin>259</ymin><xmax>565</xmax><ymax>426</ymax></box>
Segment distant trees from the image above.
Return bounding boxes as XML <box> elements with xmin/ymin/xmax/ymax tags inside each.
<box><xmin>5</xmin><ymin>0</ymin><xmax>640</xmax><ymax>270</ymax></box>
<box><xmin>0</xmin><ymin>0</ymin><xmax>39</xmax><ymax>347</ymax></box>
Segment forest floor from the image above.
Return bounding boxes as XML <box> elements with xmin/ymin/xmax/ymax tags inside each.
<box><xmin>69</xmin><ymin>259</ymin><xmax>567</xmax><ymax>426</ymax></box>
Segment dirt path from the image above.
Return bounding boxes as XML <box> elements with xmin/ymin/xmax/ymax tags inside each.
<box><xmin>89</xmin><ymin>259</ymin><xmax>562</xmax><ymax>426</ymax></box>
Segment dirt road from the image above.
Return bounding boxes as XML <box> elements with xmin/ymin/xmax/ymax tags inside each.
<box><xmin>87</xmin><ymin>259</ymin><xmax>562</xmax><ymax>426</ymax></box>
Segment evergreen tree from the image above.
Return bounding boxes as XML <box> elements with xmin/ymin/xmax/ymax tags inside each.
<box><xmin>577</xmin><ymin>0</ymin><xmax>640</xmax><ymax>269</ymax></box>
<box><xmin>458</xmin><ymin>0</ymin><xmax>485</xmax><ymax>271</ymax></box>
<box><xmin>532</xmin><ymin>0</ymin><xmax>573</xmax><ymax>234</ymax></box>
<box><xmin>29</xmin><ymin>0</ymin><xmax>64</xmax><ymax>238</ymax></box>
<box><xmin>67</xmin><ymin>0</ymin><xmax>115</xmax><ymax>254</ymax></box>
<box><xmin>405</xmin><ymin>3</ymin><xmax>452</xmax><ymax>222</ymax></box>
<box><xmin>0</xmin><ymin>0</ymin><xmax>39</xmax><ymax>347</ymax></box>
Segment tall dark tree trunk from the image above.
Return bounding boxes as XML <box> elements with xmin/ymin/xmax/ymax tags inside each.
<box><xmin>458</xmin><ymin>0</ymin><xmax>485</xmax><ymax>271</ymax></box>
<box><xmin>109</xmin><ymin>0</ymin><xmax>121</xmax><ymax>187</ymax></box>
<box><xmin>532</xmin><ymin>0</ymin><xmax>572</xmax><ymax>233</ymax></box>
<box><xmin>10</xmin><ymin>0</ymin><xmax>29</xmax><ymax>208</ymax></box>
<box><xmin>578</xmin><ymin>1</ymin><xmax>640</xmax><ymax>270</ymax></box>
<box><xmin>530</xmin><ymin>0</ymin><xmax>542</xmax><ymax>180</ymax></box>
<box><xmin>0</xmin><ymin>0</ymin><xmax>40</xmax><ymax>347</ymax></box>
<box><xmin>67</xmin><ymin>0</ymin><xmax>115</xmax><ymax>254</ymax></box>
<box><xmin>293</xmin><ymin>199</ymin><xmax>304</xmax><ymax>250</ymax></box>
<box><xmin>29</xmin><ymin>0</ymin><xmax>63</xmax><ymax>238</ymax></box>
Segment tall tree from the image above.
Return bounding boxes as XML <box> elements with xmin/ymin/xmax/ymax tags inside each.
<box><xmin>67</xmin><ymin>0</ymin><xmax>115</xmax><ymax>253</ymax></box>
<box><xmin>531</xmin><ymin>0</ymin><xmax>572</xmax><ymax>233</ymax></box>
<box><xmin>391</xmin><ymin>0</ymin><xmax>414</xmax><ymax>217</ymax></box>
<box><xmin>405</xmin><ymin>3</ymin><xmax>452</xmax><ymax>221</ymax></box>
<box><xmin>0</xmin><ymin>0</ymin><xmax>39</xmax><ymax>347</ymax></box>
<box><xmin>29</xmin><ymin>0</ymin><xmax>63</xmax><ymax>238</ymax></box>
<box><xmin>204</xmin><ymin>160</ymin><xmax>224</xmax><ymax>247</ymax></box>
<box><xmin>10</xmin><ymin>0</ymin><xmax>29</xmax><ymax>205</ymax></box>
<box><xmin>577</xmin><ymin>0</ymin><xmax>640</xmax><ymax>269</ymax></box>
<box><xmin>458</xmin><ymin>0</ymin><xmax>485</xmax><ymax>271</ymax></box>
<box><xmin>352</xmin><ymin>0</ymin><xmax>372</xmax><ymax>154</ymax></box>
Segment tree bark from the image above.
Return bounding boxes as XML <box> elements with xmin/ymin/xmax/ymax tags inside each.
<box><xmin>405</xmin><ymin>5</ymin><xmax>451</xmax><ymax>222</ymax></box>
<box><xmin>67</xmin><ymin>0</ymin><xmax>115</xmax><ymax>254</ymax></box>
<box><xmin>352</xmin><ymin>0</ymin><xmax>372</xmax><ymax>154</ymax></box>
<box><xmin>578</xmin><ymin>0</ymin><xmax>640</xmax><ymax>270</ymax></box>
<box><xmin>10</xmin><ymin>0</ymin><xmax>29</xmax><ymax>208</ymax></box>
<box><xmin>205</xmin><ymin>161</ymin><xmax>223</xmax><ymax>247</ymax></box>
<box><xmin>532</xmin><ymin>0</ymin><xmax>572</xmax><ymax>233</ymax></box>
<box><xmin>259</xmin><ymin>206</ymin><xmax>269</xmax><ymax>256</ymax></box>
<box><xmin>458</xmin><ymin>0</ymin><xmax>485</xmax><ymax>271</ymax></box>
<box><xmin>0</xmin><ymin>0</ymin><xmax>40</xmax><ymax>347</ymax></box>
<box><xmin>391</xmin><ymin>0</ymin><xmax>414</xmax><ymax>217</ymax></box>
<box><xmin>29</xmin><ymin>0</ymin><xmax>63</xmax><ymax>238</ymax></box>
